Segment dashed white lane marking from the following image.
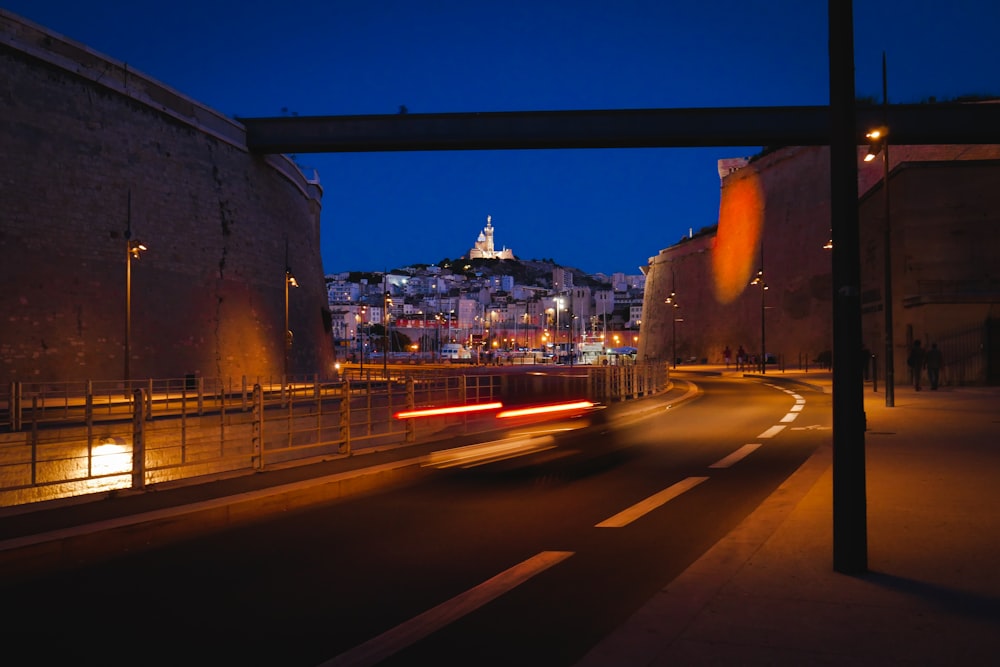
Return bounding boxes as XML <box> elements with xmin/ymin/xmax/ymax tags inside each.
<box><xmin>596</xmin><ymin>476</ymin><xmax>709</xmax><ymax>528</ymax></box>
<box><xmin>790</xmin><ymin>404</ymin><xmax>804</xmax><ymax>412</ymax></box>
<box><xmin>709</xmin><ymin>444</ymin><xmax>762</xmax><ymax>469</ymax></box>
<box><xmin>779</xmin><ymin>412</ymin><xmax>800</xmax><ymax>423</ymax></box>
<box><xmin>320</xmin><ymin>550</ymin><xmax>574</xmax><ymax>667</ymax></box>
<box><xmin>757</xmin><ymin>424</ymin><xmax>787</xmax><ymax>439</ymax></box>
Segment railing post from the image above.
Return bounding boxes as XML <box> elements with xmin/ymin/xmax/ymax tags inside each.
<box><xmin>341</xmin><ymin>378</ymin><xmax>352</xmax><ymax>455</ymax></box>
<box><xmin>86</xmin><ymin>381</ymin><xmax>94</xmax><ymax>477</ymax></box>
<box><xmin>10</xmin><ymin>381</ymin><xmax>21</xmax><ymax>432</ymax></box>
<box><xmin>30</xmin><ymin>395</ymin><xmax>38</xmax><ymax>485</ymax></box>
<box><xmin>252</xmin><ymin>383</ymin><xmax>264</xmax><ymax>470</ymax></box>
<box><xmin>405</xmin><ymin>376</ymin><xmax>416</xmax><ymax>442</ymax></box>
<box><xmin>132</xmin><ymin>388</ymin><xmax>146</xmax><ymax>490</ymax></box>
<box><xmin>146</xmin><ymin>378</ymin><xmax>153</xmax><ymax>420</ymax></box>
<box><xmin>461</xmin><ymin>375</ymin><xmax>469</xmax><ymax>431</ymax></box>
<box><xmin>197</xmin><ymin>376</ymin><xmax>205</xmax><ymax>416</ymax></box>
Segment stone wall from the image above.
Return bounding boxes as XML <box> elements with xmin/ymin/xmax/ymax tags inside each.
<box><xmin>0</xmin><ymin>10</ymin><xmax>334</xmax><ymax>383</ymax></box>
<box><xmin>640</xmin><ymin>143</ymin><xmax>1000</xmax><ymax>383</ymax></box>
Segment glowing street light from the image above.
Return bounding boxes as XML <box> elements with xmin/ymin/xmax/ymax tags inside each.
<box><xmin>665</xmin><ymin>268</ymin><xmax>680</xmax><ymax>369</ymax></box>
<box><xmin>284</xmin><ymin>264</ymin><xmax>298</xmax><ymax>382</ymax></box>
<box><xmin>749</xmin><ymin>243</ymin><xmax>768</xmax><ymax>374</ymax></box>
<box><xmin>124</xmin><ymin>191</ymin><xmax>146</xmax><ymax>392</ymax></box>
<box><xmin>866</xmin><ymin>52</ymin><xmax>895</xmax><ymax>407</ymax></box>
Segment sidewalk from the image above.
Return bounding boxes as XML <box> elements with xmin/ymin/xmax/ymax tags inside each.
<box><xmin>579</xmin><ymin>366</ymin><xmax>1000</xmax><ymax>665</ymax></box>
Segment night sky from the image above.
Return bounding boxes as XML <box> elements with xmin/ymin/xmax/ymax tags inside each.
<box><xmin>6</xmin><ymin>1</ymin><xmax>999</xmax><ymax>275</ymax></box>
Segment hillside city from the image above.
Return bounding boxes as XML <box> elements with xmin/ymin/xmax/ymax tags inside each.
<box><xmin>325</xmin><ymin>215</ymin><xmax>646</xmax><ymax>364</ymax></box>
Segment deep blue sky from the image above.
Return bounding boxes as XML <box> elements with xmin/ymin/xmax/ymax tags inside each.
<box><xmin>7</xmin><ymin>1</ymin><xmax>999</xmax><ymax>275</ymax></box>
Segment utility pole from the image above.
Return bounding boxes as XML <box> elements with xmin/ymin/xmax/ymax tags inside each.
<box><xmin>829</xmin><ymin>0</ymin><xmax>868</xmax><ymax>574</ymax></box>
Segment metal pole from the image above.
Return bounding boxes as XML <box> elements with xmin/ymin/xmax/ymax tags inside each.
<box><xmin>882</xmin><ymin>51</ymin><xmax>895</xmax><ymax>408</ymax></box>
<box><xmin>383</xmin><ymin>273</ymin><xmax>388</xmax><ymax>380</ymax></box>
<box><xmin>760</xmin><ymin>271</ymin><xmax>766</xmax><ymax>375</ymax></box>
<box><xmin>671</xmin><ymin>268</ymin><xmax>677</xmax><ymax>369</ymax></box>
<box><xmin>760</xmin><ymin>243</ymin><xmax>766</xmax><ymax>375</ymax></box>
<box><xmin>829</xmin><ymin>0</ymin><xmax>868</xmax><ymax>574</ymax></box>
<box><xmin>124</xmin><ymin>190</ymin><xmax>133</xmax><ymax>393</ymax></box>
<box><xmin>125</xmin><ymin>235</ymin><xmax>132</xmax><ymax>392</ymax></box>
<box><xmin>284</xmin><ymin>269</ymin><xmax>290</xmax><ymax>382</ymax></box>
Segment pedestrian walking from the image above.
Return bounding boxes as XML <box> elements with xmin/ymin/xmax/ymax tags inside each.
<box><xmin>737</xmin><ymin>345</ymin><xmax>747</xmax><ymax>371</ymax></box>
<box><xmin>723</xmin><ymin>345</ymin><xmax>732</xmax><ymax>368</ymax></box>
<box><xmin>907</xmin><ymin>340</ymin><xmax>926</xmax><ymax>391</ymax></box>
<box><xmin>925</xmin><ymin>342</ymin><xmax>943</xmax><ymax>390</ymax></box>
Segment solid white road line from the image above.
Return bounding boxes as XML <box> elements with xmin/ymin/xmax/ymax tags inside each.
<box><xmin>709</xmin><ymin>444</ymin><xmax>762</xmax><ymax>469</ymax></box>
<box><xmin>596</xmin><ymin>477</ymin><xmax>709</xmax><ymax>528</ymax></box>
<box><xmin>319</xmin><ymin>550</ymin><xmax>574</xmax><ymax>667</ymax></box>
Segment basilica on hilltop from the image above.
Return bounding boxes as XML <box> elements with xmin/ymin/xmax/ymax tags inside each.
<box><xmin>466</xmin><ymin>215</ymin><xmax>516</xmax><ymax>260</ymax></box>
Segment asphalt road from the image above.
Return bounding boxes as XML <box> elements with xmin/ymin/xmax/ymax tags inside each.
<box><xmin>0</xmin><ymin>374</ymin><xmax>831</xmax><ymax>666</ymax></box>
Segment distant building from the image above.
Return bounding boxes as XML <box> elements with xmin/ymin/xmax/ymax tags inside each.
<box><xmin>552</xmin><ymin>267</ymin><xmax>574</xmax><ymax>293</ymax></box>
<box><xmin>467</xmin><ymin>215</ymin><xmax>515</xmax><ymax>260</ymax></box>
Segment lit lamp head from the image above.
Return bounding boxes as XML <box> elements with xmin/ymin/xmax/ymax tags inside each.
<box><xmin>864</xmin><ymin>127</ymin><xmax>887</xmax><ymax>162</ymax></box>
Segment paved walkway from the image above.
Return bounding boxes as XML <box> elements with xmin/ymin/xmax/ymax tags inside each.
<box><xmin>578</xmin><ymin>365</ymin><xmax>1000</xmax><ymax>665</ymax></box>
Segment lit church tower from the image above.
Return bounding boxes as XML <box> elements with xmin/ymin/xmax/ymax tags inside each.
<box><xmin>467</xmin><ymin>215</ymin><xmax>515</xmax><ymax>260</ymax></box>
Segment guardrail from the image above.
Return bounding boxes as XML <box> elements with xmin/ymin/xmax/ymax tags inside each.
<box><xmin>0</xmin><ymin>363</ymin><xmax>667</xmax><ymax>509</ymax></box>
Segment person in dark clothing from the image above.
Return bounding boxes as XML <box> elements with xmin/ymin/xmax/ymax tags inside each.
<box><xmin>907</xmin><ymin>340</ymin><xmax>925</xmax><ymax>391</ymax></box>
<box><xmin>925</xmin><ymin>342</ymin><xmax>943</xmax><ymax>390</ymax></box>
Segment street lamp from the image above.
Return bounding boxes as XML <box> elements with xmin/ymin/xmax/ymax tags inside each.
<box><xmin>555</xmin><ymin>297</ymin><xmax>564</xmax><ymax>362</ymax></box>
<box><xmin>383</xmin><ymin>282</ymin><xmax>391</xmax><ymax>380</ymax></box>
<box><xmin>866</xmin><ymin>52</ymin><xmax>894</xmax><ymax>408</ymax></box>
<box><xmin>284</xmin><ymin>265</ymin><xmax>298</xmax><ymax>382</ymax></box>
<box><xmin>749</xmin><ymin>244</ymin><xmax>768</xmax><ymax>374</ymax></box>
<box><xmin>665</xmin><ymin>268</ymin><xmax>679</xmax><ymax>368</ymax></box>
<box><xmin>124</xmin><ymin>197</ymin><xmax>146</xmax><ymax>392</ymax></box>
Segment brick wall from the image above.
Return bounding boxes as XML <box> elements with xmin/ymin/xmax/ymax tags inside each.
<box><xmin>0</xmin><ymin>13</ymin><xmax>333</xmax><ymax>383</ymax></box>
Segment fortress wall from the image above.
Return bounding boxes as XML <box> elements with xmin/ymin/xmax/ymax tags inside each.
<box><xmin>0</xmin><ymin>11</ymin><xmax>333</xmax><ymax>383</ymax></box>
<box><xmin>641</xmin><ymin>146</ymin><xmax>836</xmax><ymax>367</ymax></box>
<box><xmin>640</xmin><ymin>144</ymin><xmax>1000</xmax><ymax>372</ymax></box>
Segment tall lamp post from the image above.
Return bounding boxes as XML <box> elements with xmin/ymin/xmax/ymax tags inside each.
<box><xmin>382</xmin><ymin>274</ymin><xmax>391</xmax><ymax>380</ymax></box>
<box><xmin>555</xmin><ymin>297</ymin><xmax>563</xmax><ymax>363</ymax></box>
<box><xmin>865</xmin><ymin>52</ymin><xmax>894</xmax><ymax>407</ymax></box>
<box><xmin>665</xmin><ymin>268</ymin><xmax>679</xmax><ymax>368</ymax></box>
<box><xmin>284</xmin><ymin>262</ymin><xmax>298</xmax><ymax>383</ymax></box>
<box><xmin>749</xmin><ymin>243</ymin><xmax>768</xmax><ymax>374</ymax></box>
<box><xmin>124</xmin><ymin>193</ymin><xmax>147</xmax><ymax>392</ymax></box>
<box><xmin>358</xmin><ymin>306</ymin><xmax>367</xmax><ymax>373</ymax></box>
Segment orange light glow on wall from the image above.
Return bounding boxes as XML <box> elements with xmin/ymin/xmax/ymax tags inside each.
<box><xmin>394</xmin><ymin>402</ymin><xmax>503</xmax><ymax>419</ymax></box>
<box><xmin>712</xmin><ymin>172</ymin><xmax>764</xmax><ymax>304</ymax></box>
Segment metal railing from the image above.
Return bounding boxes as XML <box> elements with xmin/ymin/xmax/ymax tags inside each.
<box><xmin>0</xmin><ymin>363</ymin><xmax>667</xmax><ymax>509</ymax></box>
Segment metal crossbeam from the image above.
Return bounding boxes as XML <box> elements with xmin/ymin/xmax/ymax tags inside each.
<box><xmin>241</xmin><ymin>103</ymin><xmax>1000</xmax><ymax>154</ymax></box>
